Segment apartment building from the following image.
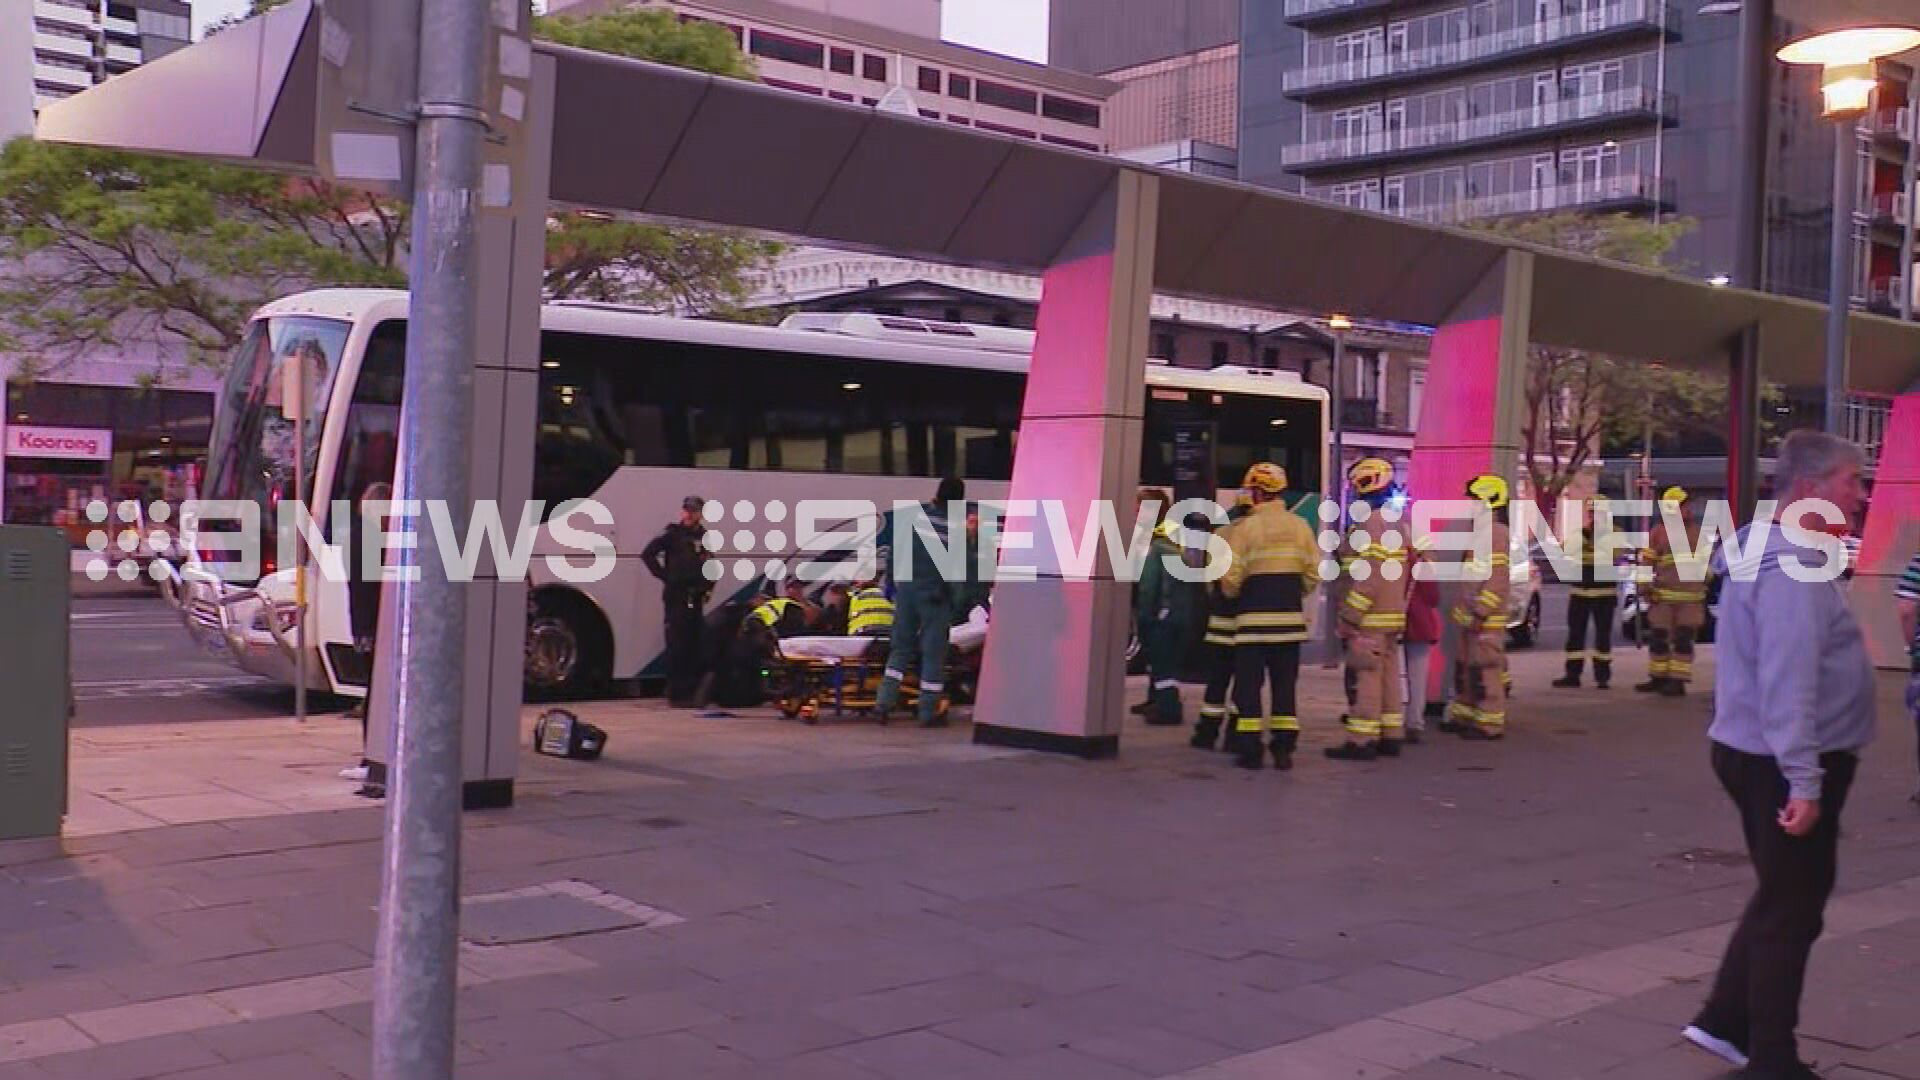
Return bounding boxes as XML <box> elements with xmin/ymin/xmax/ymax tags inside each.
<box><xmin>549</xmin><ymin>0</ymin><xmax>1116</xmax><ymax>151</ymax></box>
<box><xmin>1855</xmin><ymin>65</ymin><xmax>1918</xmax><ymax>317</ymax></box>
<box><xmin>2</xmin><ymin>0</ymin><xmax>192</xmax><ymax>142</ymax></box>
<box><xmin>1239</xmin><ymin>1</ymin><xmax>1870</xmax><ymax>303</ymax></box>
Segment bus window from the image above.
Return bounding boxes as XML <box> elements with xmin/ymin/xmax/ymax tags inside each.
<box><xmin>327</xmin><ymin>320</ymin><xmax>406</xmax><ymax>524</ymax></box>
<box><xmin>1215</xmin><ymin>391</ymin><xmax>1322</xmax><ymax>494</ymax></box>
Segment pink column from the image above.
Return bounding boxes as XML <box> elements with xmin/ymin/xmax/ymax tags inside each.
<box><xmin>1407</xmin><ymin>253</ymin><xmax>1533</xmax><ymax>707</ymax></box>
<box><xmin>972</xmin><ymin>172</ymin><xmax>1159</xmax><ymax>758</ymax></box>
<box><xmin>1854</xmin><ymin>392</ymin><xmax>1920</xmax><ymax>670</ymax></box>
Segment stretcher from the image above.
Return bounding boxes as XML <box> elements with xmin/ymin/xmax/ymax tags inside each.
<box><xmin>769</xmin><ymin>608</ymin><xmax>989</xmax><ymax>724</ymax></box>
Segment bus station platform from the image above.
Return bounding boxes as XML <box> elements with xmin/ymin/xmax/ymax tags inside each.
<box><xmin>8</xmin><ymin>646</ymin><xmax>1920</xmax><ymax>1080</ymax></box>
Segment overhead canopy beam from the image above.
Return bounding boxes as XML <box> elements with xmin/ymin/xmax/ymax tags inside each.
<box><xmin>35</xmin><ymin>15</ymin><xmax>1920</xmax><ymax>393</ymax></box>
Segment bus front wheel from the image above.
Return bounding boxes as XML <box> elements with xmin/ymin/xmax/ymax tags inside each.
<box><xmin>525</xmin><ymin>590</ymin><xmax>611</xmax><ymax>700</ymax></box>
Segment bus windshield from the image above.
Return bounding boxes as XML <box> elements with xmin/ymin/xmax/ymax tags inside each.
<box><xmin>203</xmin><ymin>316</ymin><xmax>351</xmax><ymax>519</ymax></box>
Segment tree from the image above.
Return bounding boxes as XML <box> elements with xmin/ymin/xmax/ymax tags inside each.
<box><xmin>1473</xmin><ymin>213</ymin><xmax>1731</xmax><ymax>509</ymax></box>
<box><xmin>0</xmin><ymin>140</ymin><xmax>407</xmax><ymax>379</ymax></box>
<box><xmin>0</xmin><ymin>5</ymin><xmax>777</xmax><ymax>383</ymax></box>
<box><xmin>534</xmin><ymin>9</ymin><xmax>780</xmax><ymax>310</ymax></box>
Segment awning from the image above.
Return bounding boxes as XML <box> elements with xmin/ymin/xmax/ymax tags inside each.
<box><xmin>35</xmin><ymin>11</ymin><xmax>1920</xmax><ymax>393</ymax></box>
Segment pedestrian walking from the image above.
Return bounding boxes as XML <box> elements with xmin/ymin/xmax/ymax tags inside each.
<box><xmin>1637</xmin><ymin>486</ymin><xmax>1708</xmax><ymax>697</ymax></box>
<box><xmin>643</xmin><ymin>496</ymin><xmax>713</xmax><ymax>708</ymax></box>
<box><xmin>1219</xmin><ymin>463</ymin><xmax>1320</xmax><ymax>770</ymax></box>
<box><xmin>1554</xmin><ymin>497</ymin><xmax>1620</xmax><ymax>689</ymax></box>
<box><xmin>1330</xmin><ymin>457</ymin><xmax>1410</xmax><ymax>761</ymax></box>
<box><xmin>1897</xmin><ymin>548</ymin><xmax>1920</xmax><ymax>805</ymax></box>
<box><xmin>1443</xmin><ymin>474</ymin><xmax>1512</xmax><ymax>740</ymax></box>
<box><xmin>876</xmin><ymin>477</ymin><xmax>966</xmax><ymax>727</ymax></box>
<box><xmin>1683</xmin><ymin>430</ymin><xmax>1875</xmax><ymax>1080</ymax></box>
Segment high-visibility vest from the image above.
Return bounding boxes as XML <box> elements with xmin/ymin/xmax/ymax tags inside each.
<box><xmin>750</xmin><ymin>598</ymin><xmax>797</xmax><ymax>629</ymax></box>
<box><xmin>848</xmin><ymin>588</ymin><xmax>894</xmax><ymax>636</ymax></box>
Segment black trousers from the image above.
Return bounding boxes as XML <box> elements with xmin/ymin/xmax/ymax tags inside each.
<box><xmin>1564</xmin><ymin>593</ymin><xmax>1617</xmax><ymax>676</ymax></box>
<box><xmin>1202</xmin><ymin>641</ymin><xmax>1235</xmax><ymax>711</ymax></box>
<box><xmin>1696</xmin><ymin>742</ymin><xmax>1858</xmax><ymax>1070</ymax></box>
<box><xmin>662</xmin><ymin>591</ymin><xmax>705</xmax><ymax>703</ymax></box>
<box><xmin>1232</xmin><ymin>642</ymin><xmax>1301</xmax><ymax>737</ymax></box>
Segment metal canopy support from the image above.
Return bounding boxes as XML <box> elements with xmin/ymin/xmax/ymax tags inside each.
<box><xmin>1726</xmin><ymin>325</ymin><xmax>1763</xmax><ymax>525</ymax></box>
<box><xmin>972</xmin><ymin>170</ymin><xmax>1159</xmax><ymax>758</ymax></box>
<box><xmin>1408</xmin><ymin>251</ymin><xmax>1533</xmax><ymax>738</ymax></box>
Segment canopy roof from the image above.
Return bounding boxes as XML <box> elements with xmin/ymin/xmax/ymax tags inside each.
<box><xmin>35</xmin><ymin>9</ymin><xmax>1920</xmax><ymax>392</ymax></box>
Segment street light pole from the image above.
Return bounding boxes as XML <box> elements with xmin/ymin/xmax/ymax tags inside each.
<box><xmin>1826</xmin><ymin>119</ymin><xmax>1856</xmax><ymax>436</ymax></box>
<box><xmin>1329</xmin><ymin>316</ymin><xmax>1349</xmax><ymax>500</ymax></box>
<box><xmin>370</xmin><ymin>0</ymin><xmax>490</xmax><ymax>1075</ymax></box>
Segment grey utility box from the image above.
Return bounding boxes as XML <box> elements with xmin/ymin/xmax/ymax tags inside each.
<box><xmin>0</xmin><ymin>527</ymin><xmax>70</xmax><ymax>841</ymax></box>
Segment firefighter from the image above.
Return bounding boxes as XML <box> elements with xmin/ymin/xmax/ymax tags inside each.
<box><xmin>1445</xmin><ymin>474</ymin><xmax>1512</xmax><ymax>740</ymax></box>
<box><xmin>1553</xmin><ymin>496</ymin><xmax>1620</xmax><ymax>689</ymax></box>
<box><xmin>1192</xmin><ymin>497</ymin><xmax>1252</xmax><ymax>751</ymax></box>
<box><xmin>1330</xmin><ymin>457</ymin><xmax>1410</xmax><ymax>760</ymax></box>
<box><xmin>1137</xmin><ymin>513</ymin><xmax>1202</xmax><ymax>727</ymax></box>
<box><xmin>1220</xmin><ymin>463</ymin><xmax>1321</xmax><ymax>770</ymax></box>
<box><xmin>1636</xmin><ymin>486</ymin><xmax>1707</xmax><ymax>697</ymax></box>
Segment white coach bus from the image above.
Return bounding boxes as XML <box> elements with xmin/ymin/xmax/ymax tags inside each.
<box><xmin>168</xmin><ymin>289</ymin><xmax>1329</xmax><ymax>699</ymax></box>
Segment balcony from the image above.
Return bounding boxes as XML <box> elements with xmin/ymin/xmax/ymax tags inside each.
<box><xmin>1285</xmin><ymin>0</ymin><xmax>1676</xmax><ymax>100</ymax></box>
<box><xmin>1869</xmin><ymin>191</ymin><xmax>1913</xmax><ymax>228</ymax></box>
<box><xmin>1865</xmin><ymin>105</ymin><xmax>1911</xmax><ymax>144</ymax></box>
<box><xmin>1397</xmin><ymin>171</ymin><xmax>1674</xmax><ymax>224</ymax></box>
<box><xmin>1866</xmin><ymin>276</ymin><xmax>1916</xmax><ymax>317</ymax></box>
<box><xmin>1283</xmin><ymin>0</ymin><xmax>1399</xmax><ymax>27</ymax></box>
<box><xmin>33</xmin><ymin>0</ymin><xmax>93</xmax><ymax>29</ymax></box>
<box><xmin>1284</xmin><ymin>85</ymin><xmax>1673</xmax><ymax>173</ymax></box>
<box><xmin>33</xmin><ymin>60</ymin><xmax>94</xmax><ymax>91</ymax></box>
<box><xmin>33</xmin><ymin>30</ymin><xmax>94</xmax><ymax>61</ymax></box>
<box><xmin>102</xmin><ymin>41</ymin><xmax>140</xmax><ymax>65</ymax></box>
<box><xmin>101</xmin><ymin>11</ymin><xmax>137</xmax><ymax>35</ymax></box>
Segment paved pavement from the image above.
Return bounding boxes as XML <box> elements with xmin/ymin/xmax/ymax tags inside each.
<box><xmin>6</xmin><ymin>643</ymin><xmax>1917</xmax><ymax>1080</ymax></box>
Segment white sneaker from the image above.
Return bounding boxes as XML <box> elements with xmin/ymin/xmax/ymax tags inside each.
<box><xmin>1682</xmin><ymin>1024</ymin><xmax>1749</xmax><ymax>1068</ymax></box>
<box><xmin>339</xmin><ymin>765</ymin><xmax>370</xmax><ymax>782</ymax></box>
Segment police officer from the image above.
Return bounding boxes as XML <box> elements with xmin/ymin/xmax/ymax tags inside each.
<box><xmin>1220</xmin><ymin>463</ymin><xmax>1321</xmax><ymax>770</ymax></box>
<box><xmin>1554</xmin><ymin>497</ymin><xmax>1620</xmax><ymax>689</ymax></box>
<box><xmin>1331</xmin><ymin>458</ymin><xmax>1411</xmax><ymax>761</ymax></box>
<box><xmin>1637</xmin><ymin>486</ymin><xmax>1707</xmax><ymax>697</ymax></box>
<box><xmin>643</xmin><ymin>495</ymin><xmax>713</xmax><ymax>707</ymax></box>
<box><xmin>1446</xmin><ymin>474</ymin><xmax>1512</xmax><ymax>740</ymax></box>
<box><xmin>876</xmin><ymin>477</ymin><xmax>967</xmax><ymax>727</ymax></box>
<box><xmin>1137</xmin><ymin>512</ymin><xmax>1202</xmax><ymax>727</ymax></box>
<box><xmin>1191</xmin><ymin>498</ymin><xmax>1251</xmax><ymax>751</ymax></box>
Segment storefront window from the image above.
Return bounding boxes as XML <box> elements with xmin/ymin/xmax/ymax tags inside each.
<box><xmin>4</xmin><ymin>380</ymin><xmax>215</xmax><ymax>541</ymax></box>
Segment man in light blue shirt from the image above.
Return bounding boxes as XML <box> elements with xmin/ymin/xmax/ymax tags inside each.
<box><xmin>1684</xmin><ymin>431</ymin><xmax>1876</xmax><ymax>1080</ymax></box>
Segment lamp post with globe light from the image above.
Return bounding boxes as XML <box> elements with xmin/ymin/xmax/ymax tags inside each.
<box><xmin>1776</xmin><ymin>26</ymin><xmax>1920</xmax><ymax>434</ymax></box>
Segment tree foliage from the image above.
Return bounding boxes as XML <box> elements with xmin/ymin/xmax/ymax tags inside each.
<box><xmin>0</xmin><ymin>4</ymin><xmax>777</xmax><ymax>383</ymax></box>
<box><xmin>534</xmin><ymin>8</ymin><xmax>780</xmax><ymax>310</ymax></box>
<box><xmin>1473</xmin><ymin>213</ymin><xmax>1733</xmax><ymax>508</ymax></box>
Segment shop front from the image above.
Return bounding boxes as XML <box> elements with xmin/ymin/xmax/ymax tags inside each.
<box><xmin>2</xmin><ymin>380</ymin><xmax>213</xmax><ymax>546</ymax></box>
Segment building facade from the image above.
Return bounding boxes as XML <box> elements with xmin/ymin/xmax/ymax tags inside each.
<box><xmin>550</xmin><ymin>0</ymin><xmax>1116</xmax><ymax>150</ymax></box>
<box><xmin>1048</xmin><ymin>0</ymin><xmax>1239</xmax><ymax>75</ymax></box>
<box><xmin>1239</xmin><ymin>2</ymin><xmax>1918</xmax><ymax>316</ymax></box>
<box><xmin>1049</xmin><ymin>0</ymin><xmax>1242</xmax><ymax>167</ymax></box>
<box><xmin>2</xmin><ymin>0</ymin><xmax>191</xmax><ymax>143</ymax></box>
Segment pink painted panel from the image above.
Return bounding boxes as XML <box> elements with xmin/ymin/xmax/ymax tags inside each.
<box><xmin>1854</xmin><ymin>393</ymin><xmax>1920</xmax><ymax>669</ymax></box>
<box><xmin>1023</xmin><ymin>252</ymin><xmax>1123</xmax><ymax>420</ymax></box>
<box><xmin>1858</xmin><ymin>393</ymin><xmax>1920</xmax><ymax>575</ymax></box>
<box><xmin>1408</xmin><ymin>315</ymin><xmax>1505</xmax><ymax>505</ymax></box>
